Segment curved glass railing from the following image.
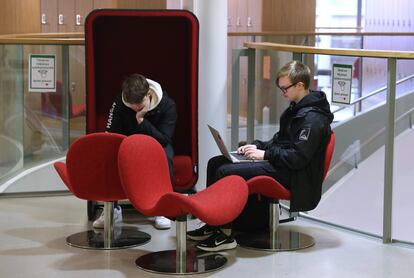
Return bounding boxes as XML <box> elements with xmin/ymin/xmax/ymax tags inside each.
<box><xmin>0</xmin><ymin>34</ymin><xmax>84</xmax><ymax>195</ymax></box>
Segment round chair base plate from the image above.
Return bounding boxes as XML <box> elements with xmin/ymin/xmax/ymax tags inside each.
<box><xmin>66</xmin><ymin>228</ymin><xmax>151</xmax><ymax>250</ymax></box>
<box><xmin>136</xmin><ymin>250</ymin><xmax>227</xmax><ymax>274</ymax></box>
<box><xmin>236</xmin><ymin>227</ymin><xmax>315</xmax><ymax>251</ymax></box>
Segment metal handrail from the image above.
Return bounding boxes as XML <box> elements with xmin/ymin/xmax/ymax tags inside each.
<box><xmin>228</xmin><ymin>31</ymin><xmax>414</xmax><ymax>37</ymax></box>
<box><xmin>332</xmin><ymin>73</ymin><xmax>414</xmax><ymax>113</ymax></box>
<box><xmin>395</xmin><ymin>106</ymin><xmax>414</xmax><ymax>123</ymax></box>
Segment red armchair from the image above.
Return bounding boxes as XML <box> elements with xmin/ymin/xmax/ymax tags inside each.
<box><xmin>236</xmin><ymin>132</ymin><xmax>336</xmax><ymax>251</ymax></box>
<box><xmin>118</xmin><ymin>134</ymin><xmax>248</xmax><ymax>274</ymax></box>
<box><xmin>54</xmin><ymin>132</ymin><xmax>151</xmax><ymax>249</ymax></box>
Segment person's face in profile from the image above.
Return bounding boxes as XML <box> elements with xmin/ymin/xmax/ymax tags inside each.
<box><xmin>277</xmin><ymin>76</ymin><xmax>303</xmax><ymax>103</ymax></box>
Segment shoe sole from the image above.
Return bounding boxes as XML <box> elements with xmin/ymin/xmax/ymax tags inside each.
<box><xmin>187</xmin><ymin>234</ymin><xmax>214</xmax><ymax>241</ymax></box>
<box><xmin>154</xmin><ymin>226</ymin><xmax>171</xmax><ymax>230</ymax></box>
<box><xmin>92</xmin><ymin>220</ymin><xmax>122</xmax><ymax>229</ymax></box>
<box><xmin>196</xmin><ymin>241</ymin><xmax>237</xmax><ymax>252</ymax></box>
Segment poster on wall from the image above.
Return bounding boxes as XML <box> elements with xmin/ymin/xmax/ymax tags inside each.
<box><xmin>28</xmin><ymin>54</ymin><xmax>56</xmax><ymax>93</ymax></box>
<box><xmin>332</xmin><ymin>63</ymin><xmax>352</xmax><ymax>104</ymax></box>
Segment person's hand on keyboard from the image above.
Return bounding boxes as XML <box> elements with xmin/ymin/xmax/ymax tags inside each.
<box><xmin>237</xmin><ymin>144</ymin><xmax>256</xmax><ymax>155</ymax></box>
<box><xmin>243</xmin><ymin>147</ymin><xmax>265</xmax><ymax>160</ymax></box>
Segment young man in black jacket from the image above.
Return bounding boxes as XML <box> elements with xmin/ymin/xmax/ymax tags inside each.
<box><xmin>188</xmin><ymin>61</ymin><xmax>334</xmax><ymax>252</ymax></box>
<box><xmin>93</xmin><ymin>73</ymin><xmax>177</xmax><ymax>230</ymax></box>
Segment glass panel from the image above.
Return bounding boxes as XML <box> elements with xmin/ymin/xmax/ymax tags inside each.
<box><xmin>309</xmin><ymin>61</ymin><xmax>388</xmax><ymax>238</ymax></box>
<box><xmin>0</xmin><ymin>44</ymin><xmax>86</xmax><ymax>195</ymax></box>
<box><xmin>393</xmin><ymin>126</ymin><xmax>414</xmax><ymax>243</ymax></box>
<box><xmin>0</xmin><ymin>45</ymin><xmax>24</xmax><ymax>189</ymax></box>
<box><xmin>68</xmin><ymin>45</ymin><xmax>86</xmax><ymax>144</ymax></box>
<box><xmin>23</xmin><ymin>45</ymin><xmax>65</xmax><ymax>167</ymax></box>
<box><xmin>393</xmin><ymin>59</ymin><xmax>414</xmax><ymax>243</ymax></box>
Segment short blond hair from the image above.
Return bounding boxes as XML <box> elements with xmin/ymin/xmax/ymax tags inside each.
<box><xmin>276</xmin><ymin>61</ymin><xmax>311</xmax><ymax>89</ymax></box>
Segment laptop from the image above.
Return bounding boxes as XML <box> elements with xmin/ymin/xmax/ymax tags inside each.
<box><xmin>208</xmin><ymin>125</ymin><xmax>265</xmax><ymax>163</ymax></box>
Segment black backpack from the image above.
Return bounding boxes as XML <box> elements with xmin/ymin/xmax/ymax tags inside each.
<box><xmin>232</xmin><ymin>194</ymin><xmax>270</xmax><ymax>232</ymax></box>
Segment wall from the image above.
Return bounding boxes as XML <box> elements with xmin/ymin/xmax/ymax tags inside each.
<box><xmin>0</xmin><ymin>0</ymin><xmax>40</xmax><ymax>35</ymax></box>
<box><xmin>262</xmin><ymin>0</ymin><xmax>316</xmax><ymax>32</ymax></box>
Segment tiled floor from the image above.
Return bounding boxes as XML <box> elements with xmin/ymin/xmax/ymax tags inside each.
<box><xmin>1</xmin><ymin>195</ymin><xmax>414</xmax><ymax>278</ymax></box>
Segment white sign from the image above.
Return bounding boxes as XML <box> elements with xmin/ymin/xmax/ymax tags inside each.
<box><xmin>29</xmin><ymin>54</ymin><xmax>56</xmax><ymax>92</ymax></box>
<box><xmin>332</xmin><ymin>63</ymin><xmax>352</xmax><ymax>104</ymax></box>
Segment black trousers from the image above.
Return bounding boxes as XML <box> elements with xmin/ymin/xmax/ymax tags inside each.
<box><xmin>164</xmin><ymin>143</ymin><xmax>174</xmax><ymax>181</ymax></box>
<box><xmin>206</xmin><ymin>155</ymin><xmax>291</xmax><ymax>229</ymax></box>
<box><xmin>206</xmin><ymin>155</ymin><xmax>290</xmax><ymax>189</ymax></box>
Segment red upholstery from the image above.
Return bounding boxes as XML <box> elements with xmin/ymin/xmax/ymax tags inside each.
<box><xmin>246</xmin><ymin>131</ymin><xmax>335</xmax><ymax>202</ymax></box>
<box><xmin>323</xmin><ymin>131</ymin><xmax>336</xmax><ymax>179</ymax></box>
<box><xmin>172</xmin><ymin>156</ymin><xmax>195</xmax><ymax>189</ymax></box>
<box><xmin>118</xmin><ymin>134</ymin><xmax>248</xmax><ymax>226</ymax></box>
<box><xmin>71</xmin><ymin>104</ymin><xmax>87</xmax><ymax>118</ymax></box>
<box><xmin>247</xmin><ymin>176</ymin><xmax>291</xmax><ymax>200</ymax></box>
<box><xmin>54</xmin><ymin>132</ymin><xmax>127</xmax><ymax>201</ymax></box>
<box><xmin>41</xmin><ymin>81</ymin><xmax>86</xmax><ymax>119</ymax></box>
<box><xmin>85</xmin><ymin>10</ymin><xmax>199</xmax><ymax>192</ymax></box>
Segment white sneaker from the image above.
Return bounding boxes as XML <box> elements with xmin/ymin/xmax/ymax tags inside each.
<box><xmin>154</xmin><ymin>216</ymin><xmax>171</xmax><ymax>230</ymax></box>
<box><xmin>92</xmin><ymin>206</ymin><xmax>123</xmax><ymax>229</ymax></box>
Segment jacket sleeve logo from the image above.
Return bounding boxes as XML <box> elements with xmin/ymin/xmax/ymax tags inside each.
<box><xmin>299</xmin><ymin>128</ymin><xmax>311</xmax><ymax>141</ymax></box>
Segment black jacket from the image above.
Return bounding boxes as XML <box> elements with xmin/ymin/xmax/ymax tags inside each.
<box><xmin>106</xmin><ymin>93</ymin><xmax>177</xmax><ymax>147</ymax></box>
<box><xmin>252</xmin><ymin>90</ymin><xmax>334</xmax><ymax>212</ymax></box>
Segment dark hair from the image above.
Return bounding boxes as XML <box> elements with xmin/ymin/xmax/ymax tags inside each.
<box><xmin>276</xmin><ymin>61</ymin><xmax>311</xmax><ymax>90</ymax></box>
<box><xmin>121</xmin><ymin>74</ymin><xmax>149</xmax><ymax>104</ymax></box>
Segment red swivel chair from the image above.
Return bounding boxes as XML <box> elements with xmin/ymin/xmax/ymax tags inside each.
<box><xmin>54</xmin><ymin>132</ymin><xmax>151</xmax><ymax>249</ymax></box>
<box><xmin>118</xmin><ymin>134</ymin><xmax>248</xmax><ymax>275</ymax></box>
<box><xmin>236</xmin><ymin>131</ymin><xmax>335</xmax><ymax>251</ymax></box>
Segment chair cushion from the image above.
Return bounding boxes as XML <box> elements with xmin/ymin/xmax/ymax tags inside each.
<box><xmin>54</xmin><ymin>162</ymin><xmax>72</xmax><ymax>192</ymax></box>
<box><xmin>118</xmin><ymin>135</ymin><xmax>173</xmax><ymax>212</ymax></box>
<box><xmin>247</xmin><ymin>176</ymin><xmax>291</xmax><ymax>200</ymax></box>
<box><xmin>55</xmin><ymin>132</ymin><xmax>127</xmax><ymax>201</ymax></box>
<box><xmin>145</xmin><ymin>175</ymin><xmax>248</xmax><ymax>226</ymax></box>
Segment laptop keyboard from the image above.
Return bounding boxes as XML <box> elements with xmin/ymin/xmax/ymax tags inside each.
<box><xmin>231</xmin><ymin>152</ymin><xmax>251</xmax><ymax>161</ymax></box>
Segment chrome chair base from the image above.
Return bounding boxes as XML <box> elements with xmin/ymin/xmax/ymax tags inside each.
<box><xmin>66</xmin><ymin>227</ymin><xmax>151</xmax><ymax>250</ymax></box>
<box><xmin>236</xmin><ymin>227</ymin><xmax>315</xmax><ymax>251</ymax></box>
<box><xmin>136</xmin><ymin>250</ymin><xmax>227</xmax><ymax>274</ymax></box>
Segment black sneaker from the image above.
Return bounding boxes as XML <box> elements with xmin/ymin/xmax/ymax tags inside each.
<box><xmin>187</xmin><ymin>224</ymin><xmax>217</xmax><ymax>241</ymax></box>
<box><xmin>195</xmin><ymin>230</ymin><xmax>237</xmax><ymax>252</ymax></box>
